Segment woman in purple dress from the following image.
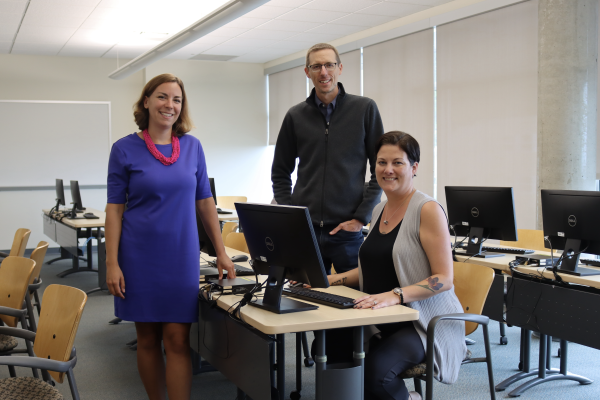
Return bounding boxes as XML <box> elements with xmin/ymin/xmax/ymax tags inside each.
<box><xmin>105</xmin><ymin>73</ymin><xmax>235</xmax><ymax>400</ymax></box>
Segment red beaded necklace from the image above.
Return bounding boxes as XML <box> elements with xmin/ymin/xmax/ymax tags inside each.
<box><xmin>142</xmin><ymin>129</ymin><xmax>180</xmax><ymax>166</ymax></box>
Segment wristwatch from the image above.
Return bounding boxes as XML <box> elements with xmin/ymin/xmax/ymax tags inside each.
<box><xmin>392</xmin><ymin>287</ymin><xmax>404</xmax><ymax>305</ymax></box>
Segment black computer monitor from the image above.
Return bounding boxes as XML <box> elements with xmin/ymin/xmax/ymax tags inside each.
<box><xmin>235</xmin><ymin>203</ymin><xmax>330</xmax><ymax>314</ymax></box>
<box><xmin>541</xmin><ymin>189</ymin><xmax>600</xmax><ymax>276</ymax></box>
<box><xmin>69</xmin><ymin>180</ymin><xmax>86</xmax><ymax>212</ymax></box>
<box><xmin>197</xmin><ymin>210</ymin><xmax>217</xmax><ymax>257</ymax></box>
<box><xmin>208</xmin><ymin>178</ymin><xmax>217</xmax><ymax>205</ymax></box>
<box><xmin>55</xmin><ymin>179</ymin><xmax>65</xmax><ymax>211</ymax></box>
<box><xmin>445</xmin><ymin>186</ymin><xmax>518</xmax><ymax>257</ymax></box>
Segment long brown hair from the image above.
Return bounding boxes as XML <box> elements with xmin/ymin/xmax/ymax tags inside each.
<box><xmin>133</xmin><ymin>73</ymin><xmax>194</xmax><ymax>137</ymax></box>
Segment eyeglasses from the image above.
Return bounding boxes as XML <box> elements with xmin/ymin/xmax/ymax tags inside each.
<box><xmin>307</xmin><ymin>62</ymin><xmax>337</xmax><ymax>72</ymax></box>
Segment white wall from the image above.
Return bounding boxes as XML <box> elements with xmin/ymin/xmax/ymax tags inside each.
<box><xmin>0</xmin><ymin>55</ymin><xmax>270</xmax><ymax>250</ymax></box>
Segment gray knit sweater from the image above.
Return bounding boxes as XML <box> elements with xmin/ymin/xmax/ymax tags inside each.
<box><xmin>359</xmin><ymin>190</ymin><xmax>467</xmax><ymax>384</ymax></box>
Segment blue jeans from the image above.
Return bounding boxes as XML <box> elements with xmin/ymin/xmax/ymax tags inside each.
<box><xmin>313</xmin><ymin>224</ymin><xmax>364</xmax><ymax>275</ymax></box>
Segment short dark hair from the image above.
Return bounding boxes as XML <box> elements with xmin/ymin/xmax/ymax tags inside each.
<box><xmin>133</xmin><ymin>73</ymin><xmax>194</xmax><ymax>137</ymax></box>
<box><xmin>306</xmin><ymin>43</ymin><xmax>341</xmax><ymax>68</ymax></box>
<box><xmin>375</xmin><ymin>131</ymin><xmax>420</xmax><ymax>165</ymax></box>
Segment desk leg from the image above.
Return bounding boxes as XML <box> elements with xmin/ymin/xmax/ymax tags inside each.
<box><xmin>506</xmin><ymin>334</ymin><xmax>592</xmax><ymax>397</ymax></box>
<box><xmin>290</xmin><ymin>333</ymin><xmax>303</xmax><ymax>400</ymax></box>
<box><xmin>353</xmin><ymin>326</ymin><xmax>364</xmax><ymax>400</ymax></box>
<box><xmin>276</xmin><ymin>334</ymin><xmax>285</xmax><ymax>400</ymax></box>
<box><xmin>315</xmin><ymin>330</ymin><xmax>326</xmax><ymax>400</ymax></box>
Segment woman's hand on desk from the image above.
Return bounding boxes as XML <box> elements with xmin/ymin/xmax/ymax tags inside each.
<box><xmin>354</xmin><ymin>291</ymin><xmax>400</xmax><ymax>310</ymax></box>
<box><xmin>217</xmin><ymin>257</ymin><xmax>236</xmax><ymax>279</ymax></box>
<box><xmin>107</xmin><ymin>262</ymin><xmax>126</xmax><ymax>299</ymax></box>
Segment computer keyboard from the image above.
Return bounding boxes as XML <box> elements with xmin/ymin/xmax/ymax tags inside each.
<box><xmin>283</xmin><ymin>287</ymin><xmax>355</xmax><ymax>309</ymax></box>
<box><xmin>580</xmin><ymin>258</ymin><xmax>600</xmax><ymax>267</ymax></box>
<box><xmin>456</xmin><ymin>243</ymin><xmax>534</xmax><ymax>255</ymax></box>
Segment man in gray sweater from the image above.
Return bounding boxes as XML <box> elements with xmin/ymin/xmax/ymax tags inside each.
<box><xmin>272</xmin><ymin>43</ymin><xmax>384</xmax><ymax>275</ymax></box>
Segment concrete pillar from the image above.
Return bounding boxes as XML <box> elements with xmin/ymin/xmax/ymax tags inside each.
<box><xmin>537</xmin><ymin>0</ymin><xmax>598</xmax><ymax>228</ymax></box>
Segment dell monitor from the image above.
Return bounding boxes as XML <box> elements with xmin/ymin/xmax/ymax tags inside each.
<box><xmin>55</xmin><ymin>179</ymin><xmax>66</xmax><ymax>212</ymax></box>
<box><xmin>208</xmin><ymin>177</ymin><xmax>217</xmax><ymax>205</ymax></box>
<box><xmin>69</xmin><ymin>180</ymin><xmax>86</xmax><ymax>212</ymax></box>
<box><xmin>541</xmin><ymin>190</ymin><xmax>600</xmax><ymax>276</ymax></box>
<box><xmin>197</xmin><ymin>210</ymin><xmax>217</xmax><ymax>258</ymax></box>
<box><xmin>235</xmin><ymin>203</ymin><xmax>329</xmax><ymax>314</ymax></box>
<box><xmin>445</xmin><ymin>186</ymin><xmax>518</xmax><ymax>257</ymax></box>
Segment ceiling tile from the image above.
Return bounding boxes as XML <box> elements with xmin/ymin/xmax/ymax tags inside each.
<box><xmin>300</xmin><ymin>0</ymin><xmax>380</xmax><ymax>13</ymax></box>
<box><xmin>277</xmin><ymin>8</ymin><xmax>348</xmax><ymax>23</ymax></box>
<box><xmin>0</xmin><ymin>41</ymin><xmax>11</xmax><ymax>53</ymax></box>
<box><xmin>284</xmin><ymin>32</ymin><xmax>339</xmax><ymax>43</ymax></box>
<box><xmin>330</xmin><ymin>12</ymin><xmax>395</xmax><ymax>27</ymax></box>
<box><xmin>15</xmin><ymin>26</ymin><xmax>77</xmax><ymax>43</ymax></box>
<box><xmin>308</xmin><ymin>23</ymin><xmax>365</xmax><ymax>36</ymax></box>
<box><xmin>59</xmin><ymin>44</ymin><xmax>111</xmax><ymax>57</ymax></box>
<box><xmin>230</xmin><ymin>54</ymin><xmax>274</xmax><ymax>63</ymax></box>
<box><xmin>223</xmin><ymin>36</ymin><xmax>279</xmax><ymax>47</ymax></box>
<box><xmin>243</xmin><ymin>5</ymin><xmax>294</xmax><ymax>19</ymax></box>
<box><xmin>0</xmin><ymin>1</ymin><xmax>28</xmax><ymax>14</ymax></box>
<box><xmin>0</xmin><ymin>32</ymin><xmax>15</xmax><ymax>41</ymax></box>
<box><xmin>267</xmin><ymin>0</ymin><xmax>314</xmax><ymax>7</ymax></box>
<box><xmin>225</xmin><ymin>17</ymin><xmax>270</xmax><ymax>29</ymax></box>
<box><xmin>11</xmin><ymin>42</ymin><xmax>63</xmax><ymax>55</ymax></box>
<box><xmin>386</xmin><ymin>0</ymin><xmax>450</xmax><ymax>5</ymax></box>
<box><xmin>259</xmin><ymin>19</ymin><xmax>322</xmax><ymax>32</ymax></box>
<box><xmin>358</xmin><ymin>2</ymin><xmax>428</xmax><ymax>17</ymax></box>
<box><xmin>201</xmin><ymin>45</ymin><xmax>251</xmax><ymax>56</ymax></box>
<box><xmin>265</xmin><ymin>40</ymin><xmax>313</xmax><ymax>51</ymax></box>
<box><xmin>238</xmin><ymin>29</ymin><xmax>298</xmax><ymax>41</ymax></box>
<box><xmin>0</xmin><ymin>21</ymin><xmax>20</xmax><ymax>35</ymax></box>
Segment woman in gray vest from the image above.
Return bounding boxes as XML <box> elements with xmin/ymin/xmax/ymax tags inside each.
<box><xmin>322</xmin><ymin>131</ymin><xmax>466</xmax><ymax>400</ymax></box>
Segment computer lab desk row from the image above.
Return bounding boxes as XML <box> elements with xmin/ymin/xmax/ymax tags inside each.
<box><xmin>192</xmin><ymin>247</ymin><xmax>419</xmax><ymax>400</ymax></box>
<box><xmin>457</xmin><ymin>247</ymin><xmax>600</xmax><ymax>397</ymax></box>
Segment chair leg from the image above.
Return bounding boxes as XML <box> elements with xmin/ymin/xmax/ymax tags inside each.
<box><xmin>413</xmin><ymin>378</ymin><xmax>423</xmax><ymax>396</ymax></box>
<box><xmin>66</xmin><ymin>369</ymin><xmax>81</xmax><ymax>400</ymax></box>
<box><xmin>33</xmin><ymin>290</ymin><xmax>41</xmax><ymax>315</ymax></box>
<box><xmin>482</xmin><ymin>324</ymin><xmax>497</xmax><ymax>400</ymax></box>
<box><xmin>301</xmin><ymin>332</ymin><xmax>314</xmax><ymax>367</ymax></box>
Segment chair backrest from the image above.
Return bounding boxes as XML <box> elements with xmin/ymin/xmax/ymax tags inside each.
<box><xmin>216</xmin><ymin>196</ymin><xmax>247</xmax><ymax>210</ymax></box>
<box><xmin>0</xmin><ymin>256</ymin><xmax>36</xmax><ymax>327</ymax></box>
<box><xmin>500</xmin><ymin>229</ymin><xmax>546</xmax><ymax>252</ymax></box>
<box><xmin>9</xmin><ymin>228</ymin><xmax>31</xmax><ymax>257</ymax></box>
<box><xmin>452</xmin><ymin>261</ymin><xmax>494</xmax><ymax>336</ymax></box>
<box><xmin>34</xmin><ymin>284</ymin><xmax>87</xmax><ymax>383</ymax></box>
<box><xmin>221</xmin><ymin>222</ymin><xmax>239</xmax><ymax>244</ymax></box>
<box><xmin>29</xmin><ymin>241</ymin><xmax>49</xmax><ymax>285</ymax></box>
<box><xmin>225</xmin><ymin>232</ymin><xmax>250</xmax><ymax>253</ymax></box>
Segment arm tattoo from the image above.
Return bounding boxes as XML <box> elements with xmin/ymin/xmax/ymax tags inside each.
<box><xmin>416</xmin><ymin>276</ymin><xmax>444</xmax><ymax>293</ymax></box>
<box><xmin>331</xmin><ymin>277</ymin><xmax>347</xmax><ymax>286</ymax></box>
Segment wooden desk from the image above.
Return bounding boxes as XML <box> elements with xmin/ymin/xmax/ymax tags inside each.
<box><xmin>198</xmin><ymin>247</ymin><xmax>419</xmax><ymax>400</ymax></box>
<box><xmin>42</xmin><ymin>208</ymin><xmax>105</xmax><ymax>279</ymax></box>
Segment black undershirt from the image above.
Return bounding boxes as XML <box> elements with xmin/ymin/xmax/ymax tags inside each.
<box><xmin>360</xmin><ymin>212</ymin><xmax>402</xmax><ymax>296</ymax></box>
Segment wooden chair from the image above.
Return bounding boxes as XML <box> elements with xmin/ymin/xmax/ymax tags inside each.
<box><xmin>0</xmin><ymin>284</ymin><xmax>87</xmax><ymax>400</ymax></box>
<box><xmin>0</xmin><ymin>256</ymin><xmax>37</xmax><ymax>378</ymax></box>
<box><xmin>225</xmin><ymin>232</ymin><xmax>249</xmax><ymax>253</ymax></box>
<box><xmin>26</xmin><ymin>242</ymin><xmax>49</xmax><ymax>331</ymax></box>
<box><xmin>401</xmin><ymin>262</ymin><xmax>496</xmax><ymax>400</ymax></box>
<box><xmin>0</xmin><ymin>228</ymin><xmax>31</xmax><ymax>260</ymax></box>
<box><xmin>500</xmin><ymin>229</ymin><xmax>546</xmax><ymax>252</ymax></box>
<box><xmin>216</xmin><ymin>196</ymin><xmax>247</xmax><ymax>210</ymax></box>
<box><xmin>221</xmin><ymin>222</ymin><xmax>239</xmax><ymax>244</ymax></box>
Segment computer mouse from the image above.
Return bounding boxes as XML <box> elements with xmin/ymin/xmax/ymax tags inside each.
<box><xmin>230</xmin><ymin>255</ymin><xmax>249</xmax><ymax>263</ymax></box>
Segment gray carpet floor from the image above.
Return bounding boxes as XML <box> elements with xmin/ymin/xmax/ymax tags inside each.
<box><xmin>2</xmin><ymin>252</ymin><xmax>600</xmax><ymax>399</ymax></box>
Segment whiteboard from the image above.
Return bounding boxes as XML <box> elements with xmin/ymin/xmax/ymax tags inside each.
<box><xmin>0</xmin><ymin>100</ymin><xmax>111</xmax><ymax>187</ymax></box>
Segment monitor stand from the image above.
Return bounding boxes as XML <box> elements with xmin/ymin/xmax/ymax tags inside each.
<box><xmin>249</xmin><ymin>265</ymin><xmax>318</xmax><ymax>314</ymax></box>
<box><xmin>555</xmin><ymin>238</ymin><xmax>600</xmax><ymax>276</ymax></box>
<box><xmin>463</xmin><ymin>227</ymin><xmax>504</xmax><ymax>258</ymax></box>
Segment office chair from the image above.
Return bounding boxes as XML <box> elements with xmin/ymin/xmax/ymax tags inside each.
<box><xmin>0</xmin><ymin>256</ymin><xmax>37</xmax><ymax>378</ymax></box>
<box><xmin>225</xmin><ymin>232</ymin><xmax>250</xmax><ymax>253</ymax></box>
<box><xmin>216</xmin><ymin>196</ymin><xmax>247</xmax><ymax>210</ymax></box>
<box><xmin>0</xmin><ymin>284</ymin><xmax>87</xmax><ymax>400</ymax></box>
<box><xmin>0</xmin><ymin>228</ymin><xmax>31</xmax><ymax>260</ymax></box>
<box><xmin>221</xmin><ymin>222</ymin><xmax>239</xmax><ymax>244</ymax></box>
<box><xmin>26</xmin><ymin>242</ymin><xmax>49</xmax><ymax>331</ymax></box>
<box><xmin>401</xmin><ymin>261</ymin><xmax>496</xmax><ymax>400</ymax></box>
